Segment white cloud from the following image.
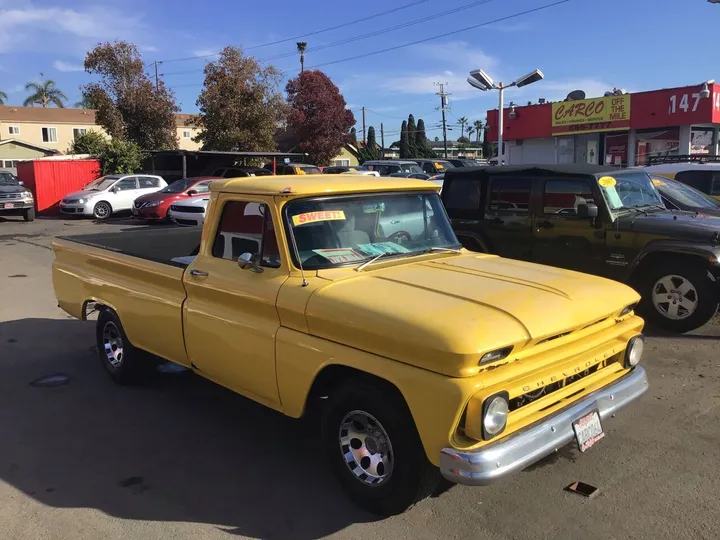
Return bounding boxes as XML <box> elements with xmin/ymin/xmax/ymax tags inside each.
<box><xmin>53</xmin><ymin>60</ymin><xmax>84</xmax><ymax>72</ymax></box>
<box><xmin>191</xmin><ymin>48</ymin><xmax>220</xmax><ymax>58</ymax></box>
<box><xmin>140</xmin><ymin>44</ymin><xmax>159</xmax><ymax>52</ymax></box>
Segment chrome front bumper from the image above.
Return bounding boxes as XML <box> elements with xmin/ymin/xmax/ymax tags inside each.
<box><xmin>439</xmin><ymin>366</ymin><xmax>648</xmax><ymax>486</ymax></box>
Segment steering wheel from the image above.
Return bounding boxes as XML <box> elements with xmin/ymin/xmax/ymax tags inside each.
<box><xmin>387</xmin><ymin>231</ymin><xmax>412</xmax><ymax>244</ymax></box>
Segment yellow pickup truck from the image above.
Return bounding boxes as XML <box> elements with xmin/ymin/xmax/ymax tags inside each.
<box><xmin>52</xmin><ymin>175</ymin><xmax>648</xmax><ymax>516</ymax></box>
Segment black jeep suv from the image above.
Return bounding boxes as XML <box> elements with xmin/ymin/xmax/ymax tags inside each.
<box><xmin>441</xmin><ymin>164</ymin><xmax>720</xmax><ymax>333</ymax></box>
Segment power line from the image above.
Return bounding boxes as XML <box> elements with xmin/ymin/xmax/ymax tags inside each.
<box><xmin>161</xmin><ymin>0</ymin><xmax>494</xmax><ymax>78</ymax></box>
<box><xmin>307</xmin><ymin>0</ymin><xmax>571</xmax><ymax>70</ymax></box>
<box><xmin>157</xmin><ymin>0</ymin><xmax>431</xmax><ymax>64</ymax></box>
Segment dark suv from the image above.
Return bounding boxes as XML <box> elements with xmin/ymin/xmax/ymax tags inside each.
<box><xmin>441</xmin><ymin>164</ymin><xmax>720</xmax><ymax>333</ymax></box>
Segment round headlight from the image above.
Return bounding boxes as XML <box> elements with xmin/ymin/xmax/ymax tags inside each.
<box><xmin>77</xmin><ymin>198</ymin><xmax>86</xmax><ymax>204</ymax></box>
<box><xmin>625</xmin><ymin>336</ymin><xmax>644</xmax><ymax>367</ymax></box>
<box><xmin>483</xmin><ymin>395</ymin><xmax>509</xmax><ymax>438</ymax></box>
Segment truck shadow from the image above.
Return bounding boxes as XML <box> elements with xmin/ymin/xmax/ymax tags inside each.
<box><xmin>0</xmin><ymin>318</ymin><xmax>377</xmax><ymax>539</ymax></box>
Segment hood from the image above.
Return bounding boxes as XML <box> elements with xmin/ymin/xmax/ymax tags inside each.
<box><xmin>616</xmin><ymin>210</ymin><xmax>720</xmax><ymax>244</ymax></box>
<box><xmin>173</xmin><ymin>197</ymin><xmax>209</xmax><ymax>208</ymax></box>
<box><xmin>63</xmin><ymin>188</ymin><xmax>101</xmax><ymax>201</ymax></box>
<box><xmin>306</xmin><ymin>254</ymin><xmax>639</xmax><ymax>377</ymax></box>
<box><xmin>0</xmin><ymin>184</ymin><xmax>26</xmax><ymax>194</ymax></box>
<box><xmin>136</xmin><ymin>191</ymin><xmax>180</xmax><ymax>203</ymax></box>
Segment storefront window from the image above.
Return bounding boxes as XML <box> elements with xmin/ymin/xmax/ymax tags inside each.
<box><xmin>635</xmin><ymin>127</ymin><xmax>680</xmax><ymax>165</ymax></box>
<box><xmin>604</xmin><ymin>133</ymin><xmax>628</xmax><ymax>166</ymax></box>
<box><xmin>690</xmin><ymin>128</ymin><xmax>714</xmax><ymax>154</ymax></box>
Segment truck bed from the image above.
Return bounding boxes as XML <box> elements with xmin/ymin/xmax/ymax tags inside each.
<box><xmin>59</xmin><ymin>226</ymin><xmax>202</xmax><ymax>267</ymax></box>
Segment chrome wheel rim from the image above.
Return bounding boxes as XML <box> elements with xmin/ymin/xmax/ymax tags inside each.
<box><xmin>95</xmin><ymin>203</ymin><xmax>109</xmax><ymax>218</ymax></box>
<box><xmin>652</xmin><ymin>274</ymin><xmax>698</xmax><ymax>320</ymax></box>
<box><xmin>339</xmin><ymin>410</ymin><xmax>394</xmax><ymax>486</ymax></box>
<box><xmin>102</xmin><ymin>321</ymin><xmax>124</xmax><ymax>368</ymax></box>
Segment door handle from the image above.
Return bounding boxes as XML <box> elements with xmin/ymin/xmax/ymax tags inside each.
<box><xmin>189</xmin><ymin>269</ymin><xmax>209</xmax><ymax>277</ymax></box>
<box><xmin>537</xmin><ymin>220</ymin><xmax>554</xmax><ymax>230</ymax></box>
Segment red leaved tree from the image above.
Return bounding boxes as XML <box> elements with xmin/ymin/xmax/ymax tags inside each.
<box><xmin>285</xmin><ymin>70</ymin><xmax>355</xmax><ymax>166</ymax></box>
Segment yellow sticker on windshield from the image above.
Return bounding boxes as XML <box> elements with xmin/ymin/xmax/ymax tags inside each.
<box><xmin>598</xmin><ymin>176</ymin><xmax>617</xmax><ymax>187</ymax></box>
<box><xmin>292</xmin><ymin>210</ymin><xmax>346</xmax><ymax>226</ymax></box>
<box><xmin>652</xmin><ymin>178</ymin><xmax>666</xmax><ymax>187</ymax></box>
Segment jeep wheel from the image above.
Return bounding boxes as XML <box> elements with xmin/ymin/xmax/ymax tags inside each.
<box><xmin>639</xmin><ymin>263</ymin><xmax>718</xmax><ymax>333</ymax></box>
<box><xmin>321</xmin><ymin>377</ymin><xmax>441</xmax><ymax>516</ymax></box>
<box><xmin>93</xmin><ymin>201</ymin><xmax>112</xmax><ymax>220</ymax></box>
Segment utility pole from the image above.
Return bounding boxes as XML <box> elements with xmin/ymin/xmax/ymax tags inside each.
<box><xmin>434</xmin><ymin>82</ymin><xmax>450</xmax><ymax>159</ymax></box>
<box><xmin>362</xmin><ymin>106</ymin><xmax>366</xmax><ymax>144</ymax></box>
<box><xmin>380</xmin><ymin>123</ymin><xmax>385</xmax><ymax>160</ymax></box>
<box><xmin>153</xmin><ymin>60</ymin><xmax>160</xmax><ymax>91</ymax></box>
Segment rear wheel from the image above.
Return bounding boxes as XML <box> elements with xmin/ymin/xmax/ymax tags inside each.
<box><xmin>96</xmin><ymin>309</ymin><xmax>150</xmax><ymax>384</ymax></box>
<box><xmin>638</xmin><ymin>262</ymin><xmax>718</xmax><ymax>333</ymax></box>
<box><xmin>22</xmin><ymin>207</ymin><xmax>35</xmax><ymax>221</ymax></box>
<box><xmin>321</xmin><ymin>377</ymin><xmax>441</xmax><ymax>516</ymax></box>
<box><xmin>93</xmin><ymin>201</ymin><xmax>112</xmax><ymax>220</ymax></box>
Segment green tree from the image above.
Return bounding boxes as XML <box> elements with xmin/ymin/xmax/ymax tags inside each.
<box><xmin>83</xmin><ymin>41</ymin><xmax>178</xmax><ymax>151</ymax></box>
<box><xmin>473</xmin><ymin>119</ymin><xmax>483</xmax><ymax>143</ymax></box>
<box><xmin>415</xmin><ymin>118</ymin><xmax>432</xmax><ymax>158</ymax></box>
<box><xmin>74</xmin><ymin>95</ymin><xmax>97</xmax><ymax>109</ymax></box>
<box><xmin>99</xmin><ymin>139</ymin><xmax>143</xmax><ymax>175</ymax></box>
<box><xmin>457</xmin><ymin>136</ymin><xmax>470</xmax><ymax>144</ymax></box>
<box><xmin>407</xmin><ymin>114</ymin><xmax>418</xmax><ymax>158</ymax></box>
<box><xmin>457</xmin><ymin>116</ymin><xmax>468</xmax><ymax>139</ymax></box>
<box><xmin>0</xmin><ymin>91</ymin><xmax>7</xmax><ymax>105</ymax></box>
<box><xmin>24</xmin><ymin>74</ymin><xmax>67</xmax><ymax>107</ymax></box>
<box><xmin>399</xmin><ymin>120</ymin><xmax>409</xmax><ymax>159</ymax></box>
<box><xmin>467</xmin><ymin>126</ymin><xmax>475</xmax><ymax>141</ymax></box>
<box><xmin>296</xmin><ymin>42</ymin><xmax>307</xmax><ymax>72</ymax></box>
<box><xmin>349</xmin><ymin>127</ymin><xmax>357</xmax><ymax>144</ymax></box>
<box><xmin>482</xmin><ymin>120</ymin><xmax>491</xmax><ymax>159</ymax></box>
<box><xmin>358</xmin><ymin>126</ymin><xmax>380</xmax><ymax>163</ymax></box>
<box><xmin>68</xmin><ymin>130</ymin><xmax>107</xmax><ymax>155</ymax></box>
<box><xmin>286</xmin><ymin>70</ymin><xmax>355</xmax><ymax>166</ymax></box>
<box><xmin>193</xmin><ymin>46</ymin><xmax>285</xmax><ymax>152</ymax></box>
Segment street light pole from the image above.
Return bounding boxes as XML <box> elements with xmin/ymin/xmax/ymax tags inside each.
<box><xmin>467</xmin><ymin>68</ymin><xmax>544</xmax><ymax>165</ymax></box>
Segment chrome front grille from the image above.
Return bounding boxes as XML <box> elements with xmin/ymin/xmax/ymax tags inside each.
<box><xmin>509</xmin><ymin>363</ymin><xmax>603</xmax><ymax>411</ymax></box>
<box><xmin>0</xmin><ymin>193</ymin><xmax>22</xmax><ymax>200</ymax></box>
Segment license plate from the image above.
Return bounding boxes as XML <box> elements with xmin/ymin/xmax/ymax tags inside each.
<box><xmin>1</xmin><ymin>203</ymin><xmax>14</xmax><ymax>209</ymax></box>
<box><xmin>572</xmin><ymin>410</ymin><xmax>604</xmax><ymax>452</ymax></box>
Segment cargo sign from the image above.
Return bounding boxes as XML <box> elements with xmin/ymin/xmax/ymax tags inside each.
<box><xmin>551</xmin><ymin>95</ymin><xmax>631</xmax><ymax>135</ymax></box>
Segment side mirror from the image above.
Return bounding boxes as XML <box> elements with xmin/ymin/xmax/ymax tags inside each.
<box><xmin>577</xmin><ymin>202</ymin><xmax>599</xmax><ymax>218</ymax></box>
<box><xmin>18</xmin><ymin>180</ymin><xmax>24</xmax><ymax>186</ymax></box>
<box><xmin>238</xmin><ymin>252</ymin><xmax>264</xmax><ymax>273</ymax></box>
<box><xmin>186</xmin><ymin>189</ymin><xmax>197</xmax><ymax>196</ymax></box>
<box><xmin>109</xmin><ymin>186</ymin><xmax>117</xmax><ymax>193</ymax></box>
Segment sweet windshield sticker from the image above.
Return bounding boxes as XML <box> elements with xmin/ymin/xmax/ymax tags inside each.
<box><xmin>598</xmin><ymin>175</ymin><xmax>623</xmax><ymax>210</ymax></box>
<box><xmin>356</xmin><ymin>242</ymin><xmax>410</xmax><ymax>256</ymax></box>
<box><xmin>312</xmin><ymin>248</ymin><xmax>366</xmax><ymax>264</ymax></box>
<box><xmin>291</xmin><ymin>210</ymin><xmax>346</xmax><ymax>226</ymax></box>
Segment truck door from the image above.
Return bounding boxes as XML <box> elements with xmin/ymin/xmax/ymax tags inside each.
<box><xmin>532</xmin><ymin>176</ymin><xmax>606</xmax><ymax>274</ymax></box>
<box><xmin>182</xmin><ymin>195</ymin><xmax>287</xmax><ymax>407</ymax></box>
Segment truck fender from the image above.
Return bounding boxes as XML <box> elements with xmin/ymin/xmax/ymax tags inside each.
<box><xmin>627</xmin><ymin>240</ymin><xmax>719</xmax><ymax>283</ymax></box>
<box><xmin>453</xmin><ymin>229</ymin><xmax>492</xmax><ymax>253</ymax></box>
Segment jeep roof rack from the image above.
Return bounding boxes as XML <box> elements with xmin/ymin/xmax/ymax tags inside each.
<box><xmin>646</xmin><ymin>154</ymin><xmax>720</xmax><ymax>166</ymax></box>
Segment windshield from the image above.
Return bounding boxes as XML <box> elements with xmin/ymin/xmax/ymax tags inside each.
<box><xmin>433</xmin><ymin>161</ymin><xmax>454</xmax><ymax>172</ymax></box>
<box><xmin>161</xmin><ymin>179</ymin><xmax>196</xmax><ymax>193</ymax></box>
<box><xmin>652</xmin><ymin>176</ymin><xmax>720</xmax><ymax>209</ymax></box>
<box><xmin>284</xmin><ymin>192</ymin><xmax>459</xmax><ymax>269</ymax></box>
<box><xmin>0</xmin><ymin>172</ymin><xmax>19</xmax><ymax>186</ymax></box>
<box><xmin>298</xmin><ymin>166</ymin><xmax>322</xmax><ymax>175</ymax></box>
<box><xmin>401</xmin><ymin>164</ymin><xmax>423</xmax><ymax>173</ymax></box>
<box><xmin>84</xmin><ymin>176</ymin><xmax>118</xmax><ymax>191</ymax></box>
<box><xmin>597</xmin><ymin>172</ymin><xmax>663</xmax><ymax>212</ymax></box>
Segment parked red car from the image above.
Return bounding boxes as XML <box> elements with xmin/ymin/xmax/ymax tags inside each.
<box><xmin>132</xmin><ymin>177</ymin><xmax>218</xmax><ymax>221</ymax></box>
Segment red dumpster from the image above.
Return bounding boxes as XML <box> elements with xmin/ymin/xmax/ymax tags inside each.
<box><xmin>17</xmin><ymin>158</ymin><xmax>100</xmax><ymax>214</ymax></box>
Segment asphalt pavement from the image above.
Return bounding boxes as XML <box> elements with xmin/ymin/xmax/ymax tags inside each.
<box><xmin>1</xmin><ymin>214</ymin><xmax>719</xmax><ymax>540</ymax></box>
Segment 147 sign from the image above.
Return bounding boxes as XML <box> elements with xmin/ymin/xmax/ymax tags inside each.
<box><xmin>668</xmin><ymin>92</ymin><xmax>702</xmax><ymax>114</ymax></box>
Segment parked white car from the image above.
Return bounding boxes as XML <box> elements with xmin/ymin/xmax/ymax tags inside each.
<box><xmin>341</xmin><ymin>170</ymin><xmax>381</xmax><ymax>177</ymax></box>
<box><xmin>60</xmin><ymin>174</ymin><xmax>166</xmax><ymax>220</ymax></box>
<box><xmin>168</xmin><ymin>196</ymin><xmax>210</xmax><ymax>226</ymax></box>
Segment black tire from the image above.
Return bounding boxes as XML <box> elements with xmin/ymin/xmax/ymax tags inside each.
<box><xmin>22</xmin><ymin>207</ymin><xmax>35</xmax><ymax>222</ymax></box>
<box><xmin>93</xmin><ymin>201</ymin><xmax>112</xmax><ymax>220</ymax></box>
<box><xmin>321</xmin><ymin>377</ymin><xmax>441</xmax><ymax>516</ymax></box>
<box><xmin>637</xmin><ymin>261</ymin><xmax>718</xmax><ymax>333</ymax></box>
<box><xmin>95</xmin><ymin>309</ymin><xmax>150</xmax><ymax>384</ymax></box>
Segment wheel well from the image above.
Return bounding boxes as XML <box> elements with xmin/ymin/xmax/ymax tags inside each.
<box><xmin>306</xmin><ymin>365</ymin><xmax>407</xmax><ymax>415</ymax></box>
<box><xmin>82</xmin><ymin>300</ymin><xmax>108</xmax><ymax>321</ymax></box>
<box><xmin>456</xmin><ymin>233</ymin><xmax>489</xmax><ymax>253</ymax></box>
<box><xmin>94</xmin><ymin>200</ymin><xmax>112</xmax><ymax>210</ymax></box>
<box><xmin>630</xmin><ymin>251</ymin><xmax>713</xmax><ymax>286</ymax></box>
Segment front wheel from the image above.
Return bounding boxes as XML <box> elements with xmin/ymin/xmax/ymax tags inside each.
<box><xmin>22</xmin><ymin>207</ymin><xmax>35</xmax><ymax>221</ymax></box>
<box><xmin>93</xmin><ymin>201</ymin><xmax>112</xmax><ymax>220</ymax></box>
<box><xmin>638</xmin><ymin>262</ymin><xmax>718</xmax><ymax>333</ymax></box>
<box><xmin>321</xmin><ymin>377</ymin><xmax>441</xmax><ymax>516</ymax></box>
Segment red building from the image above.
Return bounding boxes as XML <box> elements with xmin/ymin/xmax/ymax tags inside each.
<box><xmin>486</xmin><ymin>82</ymin><xmax>720</xmax><ymax>166</ymax></box>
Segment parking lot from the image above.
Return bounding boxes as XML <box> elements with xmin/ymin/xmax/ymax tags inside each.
<box><xmin>1</xmin><ymin>213</ymin><xmax>720</xmax><ymax>540</ymax></box>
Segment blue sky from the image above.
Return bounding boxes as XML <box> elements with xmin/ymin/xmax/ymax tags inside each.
<box><xmin>1</xmin><ymin>0</ymin><xmax>718</xmax><ymax>141</ymax></box>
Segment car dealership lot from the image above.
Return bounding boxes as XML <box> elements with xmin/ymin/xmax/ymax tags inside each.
<box><xmin>1</xmin><ymin>215</ymin><xmax>719</xmax><ymax>540</ymax></box>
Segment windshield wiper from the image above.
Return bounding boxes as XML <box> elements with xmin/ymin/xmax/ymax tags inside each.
<box><xmin>355</xmin><ymin>252</ymin><xmax>389</xmax><ymax>271</ymax></box>
<box><xmin>421</xmin><ymin>246</ymin><xmax>462</xmax><ymax>254</ymax></box>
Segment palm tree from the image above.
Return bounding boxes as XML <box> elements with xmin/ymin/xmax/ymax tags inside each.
<box><xmin>467</xmin><ymin>126</ymin><xmax>475</xmax><ymax>141</ymax></box>
<box><xmin>457</xmin><ymin>116</ymin><xmax>468</xmax><ymax>139</ymax></box>
<box><xmin>296</xmin><ymin>42</ymin><xmax>307</xmax><ymax>72</ymax></box>
<box><xmin>23</xmin><ymin>73</ymin><xmax>67</xmax><ymax>108</ymax></box>
<box><xmin>0</xmin><ymin>91</ymin><xmax>7</xmax><ymax>105</ymax></box>
<box><xmin>74</xmin><ymin>95</ymin><xmax>95</xmax><ymax>109</ymax></box>
<box><xmin>473</xmin><ymin>119</ymin><xmax>483</xmax><ymax>143</ymax></box>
